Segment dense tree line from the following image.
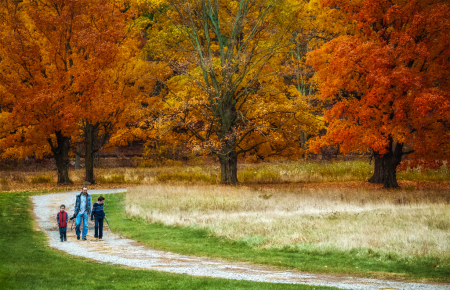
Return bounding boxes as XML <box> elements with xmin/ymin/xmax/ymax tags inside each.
<box><xmin>1</xmin><ymin>0</ymin><xmax>449</xmax><ymax>187</ymax></box>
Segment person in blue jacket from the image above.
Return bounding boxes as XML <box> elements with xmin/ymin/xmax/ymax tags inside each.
<box><xmin>73</xmin><ymin>186</ymin><xmax>92</xmax><ymax>241</ymax></box>
<box><xmin>91</xmin><ymin>196</ymin><xmax>105</xmax><ymax>241</ymax></box>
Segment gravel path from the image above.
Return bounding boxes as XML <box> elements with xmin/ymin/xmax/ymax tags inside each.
<box><xmin>32</xmin><ymin>189</ymin><xmax>449</xmax><ymax>290</ymax></box>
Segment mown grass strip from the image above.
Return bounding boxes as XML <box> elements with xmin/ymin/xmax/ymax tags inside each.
<box><xmin>100</xmin><ymin>192</ymin><xmax>450</xmax><ymax>282</ymax></box>
<box><xmin>0</xmin><ymin>190</ymin><xmax>336</xmax><ymax>290</ymax></box>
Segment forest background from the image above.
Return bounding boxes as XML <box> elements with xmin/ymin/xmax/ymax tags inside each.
<box><xmin>0</xmin><ymin>0</ymin><xmax>449</xmax><ymax>187</ymax></box>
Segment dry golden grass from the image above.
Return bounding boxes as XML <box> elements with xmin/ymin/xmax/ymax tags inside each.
<box><xmin>125</xmin><ymin>185</ymin><xmax>450</xmax><ymax>259</ymax></box>
<box><xmin>2</xmin><ymin>159</ymin><xmax>450</xmax><ymax>190</ymax></box>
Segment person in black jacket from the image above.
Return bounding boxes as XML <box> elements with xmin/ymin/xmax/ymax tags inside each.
<box><xmin>91</xmin><ymin>196</ymin><xmax>105</xmax><ymax>241</ymax></box>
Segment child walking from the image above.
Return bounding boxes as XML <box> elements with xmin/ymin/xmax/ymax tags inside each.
<box><xmin>57</xmin><ymin>204</ymin><xmax>68</xmax><ymax>242</ymax></box>
<box><xmin>91</xmin><ymin>196</ymin><xmax>105</xmax><ymax>241</ymax></box>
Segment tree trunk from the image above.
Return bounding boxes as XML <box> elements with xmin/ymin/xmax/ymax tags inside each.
<box><xmin>219</xmin><ymin>148</ymin><xmax>238</xmax><ymax>184</ymax></box>
<box><xmin>84</xmin><ymin>122</ymin><xmax>95</xmax><ymax>184</ymax></box>
<box><xmin>300</xmin><ymin>132</ymin><xmax>307</xmax><ymax>150</ymax></box>
<box><xmin>75</xmin><ymin>143</ymin><xmax>81</xmax><ymax>170</ymax></box>
<box><xmin>218</xmin><ymin>103</ymin><xmax>239</xmax><ymax>184</ymax></box>
<box><xmin>368</xmin><ymin>139</ymin><xmax>403</xmax><ymax>188</ymax></box>
<box><xmin>49</xmin><ymin>131</ymin><xmax>73</xmax><ymax>184</ymax></box>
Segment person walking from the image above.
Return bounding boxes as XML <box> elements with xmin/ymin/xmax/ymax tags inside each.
<box><xmin>73</xmin><ymin>186</ymin><xmax>92</xmax><ymax>241</ymax></box>
<box><xmin>91</xmin><ymin>196</ymin><xmax>105</xmax><ymax>241</ymax></box>
<box><xmin>56</xmin><ymin>204</ymin><xmax>68</xmax><ymax>242</ymax></box>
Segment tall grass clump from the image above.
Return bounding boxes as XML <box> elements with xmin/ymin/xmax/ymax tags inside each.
<box><xmin>238</xmin><ymin>169</ymin><xmax>282</xmax><ymax>183</ymax></box>
<box><xmin>270</xmin><ymin>160</ymin><xmax>373</xmax><ymax>182</ymax></box>
<box><xmin>398</xmin><ymin>165</ymin><xmax>450</xmax><ymax>181</ymax></box>
<box><xmin>125</xmin><ymin>185</ymin><xmax>450</xmax><ymax>261</ymax></box>
<box><xmin>96</xmin><ymin>173</ymin><xmax>144</xmax><ymax>184</ymax></box>
<box><xmin>0</xmin><ymin>177</ymin><xmax>10</xmax><ymax>191</ymax></box>
<box><xmin>156</xmin><ymin>172</ymin><xmax>217</xmax><ymax>184</ymax></box>
<box><xmin>97</xmin><ymin>174</ymin><xmax>126</xmax><ymax>183</ymax></box>
<box><xmin>30</xmin><ymin>174</ymin><xmax>53</xmax><ymax>184</ymax></box>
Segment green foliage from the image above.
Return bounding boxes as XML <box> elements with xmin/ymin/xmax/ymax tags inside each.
<box><xmin>0</xmin><ymin>190</ymin><xmax>333</xmax><ymax>290</ymax></box>
<box><xmin>102</xmin><ymin>193</ymin><xmax>450</xmax><ymax>282</ymax></box>
<box><xmin>156</xmin><ymin>172</ymin><xmax>217</xmax><ymax>184</ymax></box>
<box><xmin>30</xmin><ymin>175</ymin><xmax>53</xmax><ymax>184</ymax></box>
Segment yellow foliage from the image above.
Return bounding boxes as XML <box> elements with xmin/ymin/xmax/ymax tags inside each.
<box><xmin>136</xmin><ymin>0</ymin><xmax>332</xmax><ymax>173</ymax></box>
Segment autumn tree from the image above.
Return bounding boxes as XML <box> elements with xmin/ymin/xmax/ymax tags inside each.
<box><xmin>140</xmin><ymin>0</ymin><xmax>321</xmax><ymax>184</ymax></box>
<box><xmin>0</xmin><ymin>0</ymin><xmax>145</xmax><ymax>183</ymax></box>
<box><xmin>68</xmin><ymin>3</ymin><xmax>145</xmax><ymax>184</ymax></box>
<box><xmin>288</xmin><ymin>0</ymin><xmax>352</xmax><ymax>150</ymax></box>
<box><xmin>0</xmin><ymin>0</ymin><xmax>79</xmax><ymax>183</ymax></box>
<box><xmin>308</xmin><ymin>0</ymin><xmax>450</xmax><ymax>188</ymax></box>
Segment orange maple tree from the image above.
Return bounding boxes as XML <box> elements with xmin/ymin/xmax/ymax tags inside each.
<box><xmin>0</xmin><ymin>0</ymin><xmax>141</xmax><ymax>183</ymax></box>
<box><xmin>308</xmin><ymin>0</ymin><xmax>450</xmax><ymax>187</ymax></box>
<box><xmin>66</xmin><ymin>3</ymin><xmax>144</xmax><ymax>184</ymax></box>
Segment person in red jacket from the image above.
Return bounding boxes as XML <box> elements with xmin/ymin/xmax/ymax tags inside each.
<box><xmin>57</xmin><ymin>204</ymin><xmax>69</xmax><ymax>242</ymax></box>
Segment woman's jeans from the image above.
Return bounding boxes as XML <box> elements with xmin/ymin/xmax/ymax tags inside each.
<box><xmin>75</xmin><ymin>213</ymin><xmax>89</xmax><ymax>239</ymax></box>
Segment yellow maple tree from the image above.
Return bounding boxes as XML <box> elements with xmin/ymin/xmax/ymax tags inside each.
<box><xmin>137</xmin><ymin>0</ymin><xmax>325</xmax><ymax>183</ymax></box>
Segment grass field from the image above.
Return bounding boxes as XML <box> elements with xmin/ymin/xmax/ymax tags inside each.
<box><xmin>102</xmin><ymin>192</ymin><xmax>450</xmax><ymax>282</ymax></box>
<box><xmin>0</xmin><ymin>190</ymin><xmax>336</xmax><ymax>290</ymax></box>
<box><xmin>125</xmin><ymin>185</ymin><xmax>450</xmax><ymax>259</ymax></box>
<box><xmin>2</xmin><ymin>159</ymin><xmax>450</xmax><ymax>287</ymax></box>
<box><xmin>94</xmin><ymin>190</ymin><xmax>450</xmax><ymax>282</ymax></box>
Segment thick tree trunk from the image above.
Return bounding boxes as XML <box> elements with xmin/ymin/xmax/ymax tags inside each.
<box><xmin>49</xmin><ymin>131</ymin><xmax>73</xmax><ymax>184</ymax></box>
<box><xmin>75</xmin><ymin>143</ymin><xmax>81</xmax><ymax>170</ymax></box>
<box><xmin>219</xmin><ymin>149</ymin><xmax>238</xmax><ymax>184</ymax></box>
<box><xmin>368</xmin><ymin>139</ymin><xmax>403</xmax><ymax>188</ymax></box>
<box><xmin>84</xmin><ymin>122</ymin><xmax>96</xmax><ymax>184</ymax></box>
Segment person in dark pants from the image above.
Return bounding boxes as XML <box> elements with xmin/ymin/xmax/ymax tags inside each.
<box><xmin>57</xmin><ymin>204</ymin><xmax>68</xmax><ymax>242</ymax></box>
<box><xmin>91</xmin><ymin>196</ymin><xmax>105</xmax><ymax>241</ymax></box>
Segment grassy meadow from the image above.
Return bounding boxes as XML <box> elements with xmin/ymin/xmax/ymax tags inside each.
<box><xmin>0</xmin><ymin>190</ymin><xmax>335</xmax><ymax>290</ymax></box>
<box><xmin>2</xmin><ymin>159</ymin><xmax>450</xmax><ymax>284</ymax></box>
<box><xmin>103</xmin><ymin>191</ymin><xmax>450</xmax><ymax>282</ymax></box>
<box><xmin>125</xmin><ymin>185</ymin><xmax>450</xmax><ymax>259</ymax></box>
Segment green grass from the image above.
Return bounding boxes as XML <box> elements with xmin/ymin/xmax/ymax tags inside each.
<box><xmin>0</xmin><ymin>190</ymin><xmax>337</xmax><ymax>290</ymax></box>
<box><xmin>398</xmin><ymin>166</ymin><xmax>450</xmax><ymax>181</ymax></box>
<box><xmin>100</xmin><ymin>192</ymin><xmax>450</xmax><ymax>282</ymax></box>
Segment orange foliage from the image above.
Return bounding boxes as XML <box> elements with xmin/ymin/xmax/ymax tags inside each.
<box><xmin>0</xmin><ymin>0</ymin><xmax>144</xmax><ymax>182</ymax></box>
<box><xmin>308</xmin><ymin>0</ymin><xmax>450</xmax><ymax>170</ymax></box>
